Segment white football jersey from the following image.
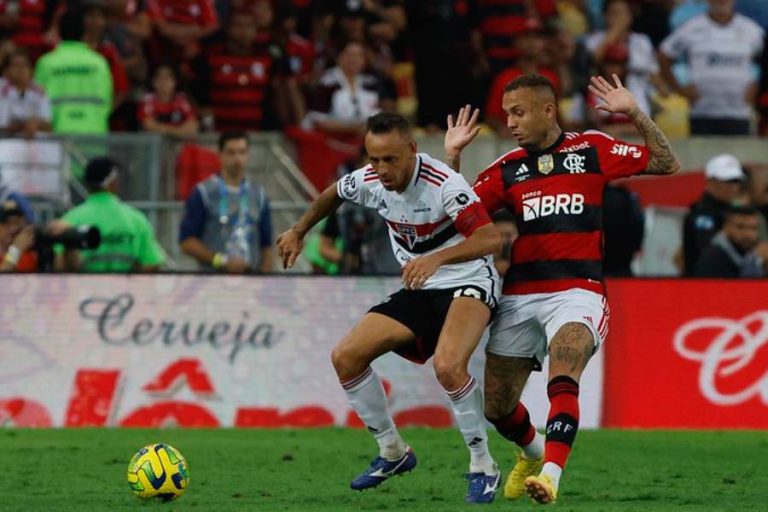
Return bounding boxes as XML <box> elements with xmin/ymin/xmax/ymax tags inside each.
<box><xmin>660</xmin><ymin>13</ymin><xmax>764</xmax><ymax>119</ymax></box>
<box><xmin>337</xmin><ymin>152</ymin><xmax>500</xmax><ymax>294</ymax></box>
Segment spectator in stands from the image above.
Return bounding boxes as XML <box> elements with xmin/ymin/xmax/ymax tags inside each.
<box><xmin>585</xmin><ymin>0</ymin><xmax>667</xmax><ymax>115</ymax></box>
<box><xmin>302</xmin><ymin>40</ymin><xmax>381</xmax><ymax>137</ymax></box>
<box><xmin>179</xmin><ymin>132</ymin><xmax>273</xmax><ymax>274</ymax></box>
<box><xmin>683</xmin><ymin>153</ymin><xmax>746</xmax><ymax>275</ymax></box>
<box><xmin>192</xmin><ymin>8</ymin><xmax>300</xmax><ymax>131</ymax></box>
<box><xmin>146</xmin><ymin>0</ymin><xmax>218</xmax><ymax>65</ymax></box>
<box><xmin>659</xmin><ymin>0</ymin><xmax>764</xmax><ymax>135</ymax></box>
<box><xmin>82</xmin><ymin>1</ymin><xmax>131</xmax><ymax>129</ymax></box>
<box><xmin>54</xmin><ymin>156</ymin><xmax>165</xmax><ymax>272</ymax></box>
<box><xmin>603</xmin><ymin>183</ymin><xmax>645</xmax><ymax>276</ymax></box>
<box><xmin>34</xmin><ymin>8</ymin><xmax>113</xmax><ymax>134</ymax></box>
<box><xmin>139</xmin><ymin>62</ymin><xmax>198</xmax><ymax>137</ymax></box>
<box><xmin>0</xmin><ymin>197</ymin><xmax>36</xmax><ymax>272</ymax></box>
<box><xmin>0</xmin><ymin>0</ymin><xmax>58</xmax><ymax>61</ymax></box>
<box><xmin>476</xmin><ymin>0</ymin><xmax>559</xmax><ymax>75</ymax></box>
<box><xmin>484</xmin><ymin>23</ymin><xmax>560</xmax><ymax>136</ymax></box>
<box><xmin>104</xmin><ymin>0</ymin><xmax>151</xmax><ymax>86</ymax></box>
<box><xmin>0</xmin><ymin>49</ymin><xmax>52</xmax><ymax>137</ymax></box>
<box><xmin>693</xmin><ymin>205</ymin><xmax>768</xmax><ymax>277</ymax></box>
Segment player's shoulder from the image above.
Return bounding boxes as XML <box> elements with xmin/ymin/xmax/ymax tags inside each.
<box><xmin>417</xmin><ymin>153</ymin><xmax>453</xmax><ymax>189</ymax></box>
<box><xmin>732</xmin><ymin>13</ymin><xmax>764</xmax><ymax>37</ymax></box>
<box><xmin>479</xmin><ymin>147</ymin><xmax>527</xmax><ymax>176</ymax></box>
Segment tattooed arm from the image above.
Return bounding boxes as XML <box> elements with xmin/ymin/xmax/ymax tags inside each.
<box><xmin>628</xmin><ymin>106</ymin><xmax>681</xmax><ymax>175</ymax></box>
<box><xmin>589</xmin><ymin>74</ymin><xmax>680</xmax><ymax>176</ymax></box>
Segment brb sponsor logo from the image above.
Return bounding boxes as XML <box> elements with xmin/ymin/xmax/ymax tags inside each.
<box><xmin>610</xmin><ymin>143</ymin><xmax>642</xmax><ymax>159</ymax></box>
<box><xmin>673</xmin><ymin>311</ymin><xmax>768</xmax><ymax>406</ymax></box>
<box><xmin>522</xmin><ymin>191</ymin><xmax>584</xmax><ymax>221</ymax></box>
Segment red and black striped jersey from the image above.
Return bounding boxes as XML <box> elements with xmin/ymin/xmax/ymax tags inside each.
<box><xmin>477</xmin><ymin>0</ymin><xmax>557</xmax><ymax>71</ymax></box>
<box><xmin>473</xmin><ymin>130</ymin><xmax>649</xmax><ymax>295</ymax></box>
<box><xmin>138</xmin><ymin>92</ymin><xmax>196</xmax><ymax>125</ymax></box>
<box><xmin>146</xmin><ymin>0</ymin><xmax>217</xmax><ymax>26</ymax></box>
<box><xmin>0</xmin><ymin>0</ymin><xmax>59</xmax><ymax>60</ymax></box>
<box><xmin>195</xmin><ymin>41</ymin><xmax>287</xmax><ymax>131</ymax></box>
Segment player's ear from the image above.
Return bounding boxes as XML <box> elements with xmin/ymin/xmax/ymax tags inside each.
<box><xmin>544</xmin><ymin>102</ymin><xmax>557</xmax><ymax>121</ymax></box>
<box><xmin>408</xmin><ymin>139</ymin><xmax>417</xmax><ymax>154</ymax></box>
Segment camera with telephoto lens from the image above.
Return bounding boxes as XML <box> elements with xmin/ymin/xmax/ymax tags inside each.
<box><xmin>34</xmin><ymin>225</ymin><xmax>101</xmax><ymax>250</ymax></box>
<box><xmin>34</xmin><ymin>225</ymin><xmax>101</xmax><ymax>271</ymax></box>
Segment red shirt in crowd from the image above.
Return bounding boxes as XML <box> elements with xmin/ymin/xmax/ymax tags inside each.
<box><xmin>138</xmin><ymin>92</ymin><xmax>196</xmax><ymax>126</ymax></box>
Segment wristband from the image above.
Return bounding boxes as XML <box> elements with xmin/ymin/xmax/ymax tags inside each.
<box><xmin>4</xmin><ymin>245</ymin><xmax>20</xmax><ymax>266</ymax></box>
<box><xmin>212</xmin><ymin>252</ymin><xmax>228</xmax><ymax>269</ymax></box>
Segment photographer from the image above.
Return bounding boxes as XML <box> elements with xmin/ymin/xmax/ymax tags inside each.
<box><xmin>54</xmin><ymin>157</ymin><xmax>165</xmax><ymax>273</ymax></box>
<box><xmin>0</xmin><ymin>199</ymin><xmax>37</xmax><ymax>272</ymax></box>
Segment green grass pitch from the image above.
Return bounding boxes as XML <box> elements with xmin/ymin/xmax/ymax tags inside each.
<box><xmin>0</xmin><ymin>428</ymin><xmax>764</xmax><ymax>511</ymax></box>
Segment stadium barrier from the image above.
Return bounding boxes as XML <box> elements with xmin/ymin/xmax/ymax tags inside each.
<box><xmin>0</xmin><ymin>274</ymin><xmax>603</xmax><ymax>429</ymax></box>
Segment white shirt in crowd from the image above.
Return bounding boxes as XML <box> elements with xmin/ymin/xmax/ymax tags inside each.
<box><xmin>584</xmin><ymin>31</ymin><xmax>658</xmax><ymax>116</ymax></box>
<box><xmin>660</xmin><ymin>12</ymin><xmax>764</xmax><ymax>119</ymax></box>
<box><xmin>0</xmin><ymin>78</ymin><xmax>52</xmax><ymax>130</ymax></box>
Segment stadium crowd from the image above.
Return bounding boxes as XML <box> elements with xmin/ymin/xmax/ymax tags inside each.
<box><xmin>0</xmin><ymin>0</ymin><xmax>766</xmax><ymax>276</ymax></box>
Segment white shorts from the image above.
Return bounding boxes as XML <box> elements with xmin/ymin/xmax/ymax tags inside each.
<box><xmin>486</xmin><ymin>288</ymin><xmax>610</xmax><ymax>369</ymax></box>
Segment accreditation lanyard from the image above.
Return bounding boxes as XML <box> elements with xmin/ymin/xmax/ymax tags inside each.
<box><xmin>217</xmin><ymin>177</ymin><xmax>250</xmax><ymax>228</ymax></box>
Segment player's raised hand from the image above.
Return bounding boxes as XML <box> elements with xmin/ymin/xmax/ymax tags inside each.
<box><xmin>445</xmin><ymin>104</ymin><xmax>481</xmax><ymax>156</ymax></box>
<box><xmin>588</xmin><ymin>74</ymin><xmax>639</xmax><ymax>115</ymax></box>
<box><xmin>402</xmin><ymin>254</ymin><xmax>441</xmax><ymax>290</ymax></box>
<box><xmin>276</xmin><ymin>228</ymin><xmax>304</xmax><ymax>269</ymax></box>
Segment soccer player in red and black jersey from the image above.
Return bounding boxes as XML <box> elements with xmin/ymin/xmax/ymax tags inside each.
<box><xmin>444</xmin><ymin>74</ymin><xmax>680</xmax><ymax>504</ymax></box>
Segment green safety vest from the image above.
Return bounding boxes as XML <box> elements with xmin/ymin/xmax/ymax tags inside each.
<box><xmin>34</xmin><ymin>41</ymin><xmax>113</xmax><ymax>134</ymax></box>
<box><xmin>57</xmin><ymin>191</ymin><xmax>165</xmax><ymax>272</ymax></box>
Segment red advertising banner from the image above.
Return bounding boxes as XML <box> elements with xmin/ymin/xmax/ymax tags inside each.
<box><xmin>603</xmin><ymin>279</ymin><xmax>768</xmax><ymax>428</ymax></box>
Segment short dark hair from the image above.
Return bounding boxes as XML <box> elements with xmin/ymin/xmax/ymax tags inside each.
<box><xmin>504</xmin><ymin>74</ymin><xmax>557</xmax><ymax>99</ymax></box>
<box><xmin>59</xmin><ymin>8</ymin><xmax>85</xmax><ymax>41</ymax></box>
<box><xmin>726</xmin><ymin>205</ymin><xmax>759</xmax><ymax>219</ymax></box>
<box><xmin>2</xmin><ymin>48</ymin><xmax>30</xmax><ymax>72</ymax></box>
<box><xmin>218</xmin><ymin>131</ymin><xmax>249</xmax><ymax>151</ymax></box>
<box><xmin>365</xmin><ymin>112</ymin><xmax>412</xmax><ymax>137</ymax></box>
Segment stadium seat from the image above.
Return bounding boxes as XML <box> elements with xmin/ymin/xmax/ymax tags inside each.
<box><xmin>175</xmin><ymin>143</ymin><xmax>221</xmax><ymax>200</ymax></box>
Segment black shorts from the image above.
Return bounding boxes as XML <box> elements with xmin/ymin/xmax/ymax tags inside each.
<box><xmin>368</xmin><ymin>285</ymin><xmax>496</xmax><ymax>365</ymax></box>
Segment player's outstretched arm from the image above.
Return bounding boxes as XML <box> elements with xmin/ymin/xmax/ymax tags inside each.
<box><xmin>588</xmin><ymin>74</ymin><xmax>680</xmax><ymax>176</ymax></box>
<box><xmin>444</xmin><ymin>104</ymin><xmax>481</xmax><ymax>173</ymax></box>
<box><xmin>402</xmin><ymin>223</ymin><xmax>501</xmax><ymax>290</ymax></box>
<box><xmin>276</xmin><ymin>183</ymin><xmax>343</xmax><ymax>269</ymax></box>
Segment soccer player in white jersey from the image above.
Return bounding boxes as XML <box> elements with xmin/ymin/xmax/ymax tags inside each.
<box><xmin>277</xmin><ymin>112</ymin><xmax>503</xmax><ymax>503</ymax></box>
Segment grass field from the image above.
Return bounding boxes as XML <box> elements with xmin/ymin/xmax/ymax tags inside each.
<box><xmin>1</xmin><ymin>428</ymin><xmax>765</xmax><ymax>511</ymax></box>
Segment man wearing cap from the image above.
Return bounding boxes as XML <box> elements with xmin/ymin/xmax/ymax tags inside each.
<box><xmin>682</xmin><ymin>153</ymin><xmax>747</xmax><ymax>274</ymax></box>
<box><xmin>54</xmin><ymin>156</ymin><xmax>165</xmax><ymax>272</ymax></box>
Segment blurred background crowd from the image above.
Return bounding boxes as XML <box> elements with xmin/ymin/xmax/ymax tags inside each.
<box><xmin>0</xmin><ymin>0</ymin><xmax>766</xmax><ymax>278</ymax></box>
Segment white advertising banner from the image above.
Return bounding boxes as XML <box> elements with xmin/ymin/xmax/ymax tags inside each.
<box><xmin>0</xmin><ymin>275</ymin><xmax>602</xmax><ymax>428</ymax></box>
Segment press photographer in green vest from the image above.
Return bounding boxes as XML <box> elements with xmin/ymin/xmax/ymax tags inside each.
<box><xmin>54</xmin><ymin>157</ymin><xmax>165</xmax><ymax>272</ymax></box>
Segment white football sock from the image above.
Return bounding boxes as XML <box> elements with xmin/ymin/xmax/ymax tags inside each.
<box><xmin>445</xmin><ymin>376</ymin><xmax>497</xmax><ymax>475</ymax></box>
<box><xmin>522</xmin><ymin>431</ymin><xmax>545</xmax><ymax>460</ymax></box>
<box><xmin>342</xmin><ymin>367</ymin><xmax>407</xmax><ymax>461</ymax></box>
<box><xmin>541</xmin><ymin>462</ymin><xmax>562</xmax><ymax>490</ymax></box>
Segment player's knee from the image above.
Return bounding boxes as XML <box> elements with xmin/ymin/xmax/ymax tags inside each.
<box><xmin>432</xmin><ymin>354</ymin><xmax>467</xmax><ymax>391</ymax></box>
<box><xmin>330</xmin><ymin>343</ymin><xmax>365</xmax><ymax>380</ymax></box>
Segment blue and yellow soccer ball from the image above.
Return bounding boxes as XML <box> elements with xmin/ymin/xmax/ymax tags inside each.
<box><xmin>126</xmin><ymin>443</ymin><xmax>190</xmax><ymax>501</ymax></box>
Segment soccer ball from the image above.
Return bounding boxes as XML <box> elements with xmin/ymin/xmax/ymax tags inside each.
<box><xmin>126</xmin><ymin>443</ymin><xmax>190</xmax><ymax>501</ymax></box>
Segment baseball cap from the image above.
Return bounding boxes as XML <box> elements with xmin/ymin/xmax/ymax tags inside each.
<box><xmin>84</xmin><ymin>157</ymin><xmax>120</xmax><ymax>189</ymax></box>
<box><xmin>0</xmin><ymin>199</ymin><xmax>24</xmax><ymax>222</ymax></box>
<box><xmin>704</xmin><ymin>154</ymin><xmax>745</xmax><ymax>182</ymax></box>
